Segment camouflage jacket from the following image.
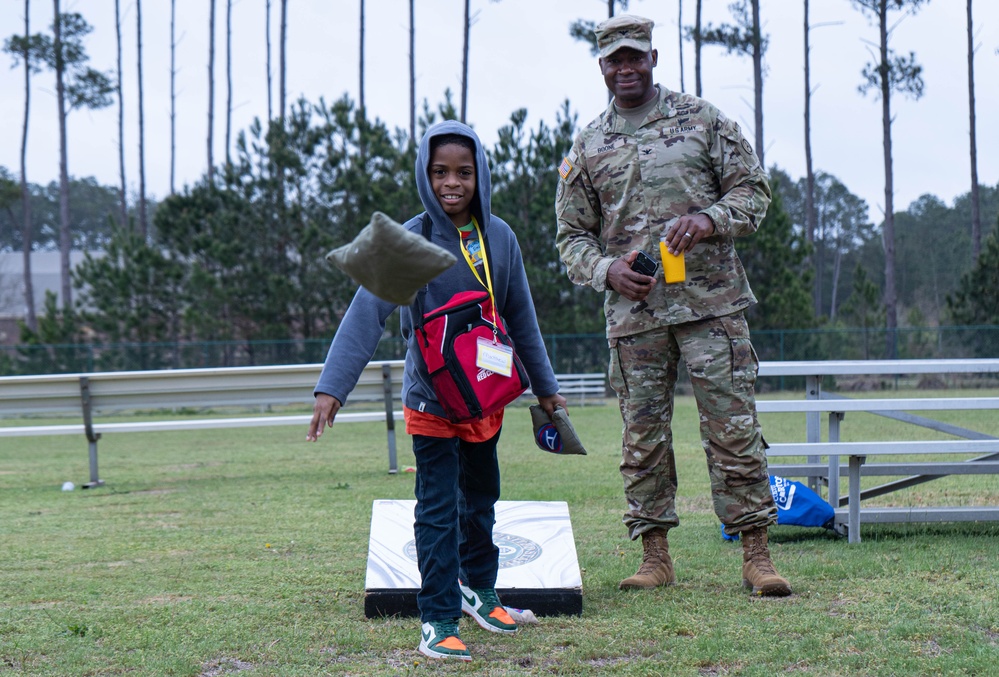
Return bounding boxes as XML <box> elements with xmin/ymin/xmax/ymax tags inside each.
<box><xmin>555</xmin><ymin>85</ymin><xmax>771</xmax><ymax>338</ymax></box>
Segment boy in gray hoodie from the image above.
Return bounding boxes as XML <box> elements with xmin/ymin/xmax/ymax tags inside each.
<box><xmin>307</xmin><ymin>120</ymin><xmax>565</xmax><ymax>661</ymax></box>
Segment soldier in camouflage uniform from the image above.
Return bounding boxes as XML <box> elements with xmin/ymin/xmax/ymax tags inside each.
<box><xmin>555</xmin><ymin>14</ymin><xmax>791</xmax><ymax>597</ymax></box>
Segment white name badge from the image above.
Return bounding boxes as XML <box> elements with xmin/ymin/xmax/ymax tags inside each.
<box><xmin>476</xmin><ymin>336</ymin><xmax>514</xmax><ymax>377</ymax></box>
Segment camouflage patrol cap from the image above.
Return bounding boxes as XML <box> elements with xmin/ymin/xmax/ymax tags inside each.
<box><xmin>594</xmin><ymin>14</ymin><xmax>654</xmax><ymax>58</ymax></box>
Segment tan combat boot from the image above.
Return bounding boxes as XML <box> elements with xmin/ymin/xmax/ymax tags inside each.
<box><xmin>619</xmin><ymin>529</ymin><xmax>676</xmax><ymax>590</ymax></box>
<box><xmin>741</xmin><ymin>527</ymin><xmax>792</xmax><ymax>596</ymax></box>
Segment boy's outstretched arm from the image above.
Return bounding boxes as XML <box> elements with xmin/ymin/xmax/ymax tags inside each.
<box><xmin>306</xmin><ymin>393</ymin><xmax>342</xmax><ymax>441</ymax></box>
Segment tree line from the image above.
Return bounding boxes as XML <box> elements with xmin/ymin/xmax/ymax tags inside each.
<box><xmin>2</xmin><ymin>91</ymin><xmax>996</xmax><ymax>364</ymax></box>
<box><xmin>1</xmin><ymin>0</ymin><xmax>997</xmax><ymax>372</ymax></box>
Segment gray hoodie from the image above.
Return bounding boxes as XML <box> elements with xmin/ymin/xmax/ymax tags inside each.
<box><xmin>314</xmin><ymin>120</ymin><xmax>559</xmax><ymax>419</ymax></box>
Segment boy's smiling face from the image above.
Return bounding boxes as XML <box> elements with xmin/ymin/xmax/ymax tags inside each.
<box><xmin>429</xmin><ymin>143</ymin><xmax>476</xmax><ymax>228</ymax></box>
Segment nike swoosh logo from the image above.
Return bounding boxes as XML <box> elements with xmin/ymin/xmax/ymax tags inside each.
<box><xmin>460</xmin><ymin>589</ymin><xmax>477</xmax><ymax>606</ymax></box>
<box><xmin>422</xmin><ymin>629</ymin><xmax>433</xmax><ymax>642</ymax></box>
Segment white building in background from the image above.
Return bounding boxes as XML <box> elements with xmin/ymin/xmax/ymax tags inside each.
<box><xmin>0</xmin><ymin>251</ymin><xmax>100</xmax><ymax>345</ymax></box>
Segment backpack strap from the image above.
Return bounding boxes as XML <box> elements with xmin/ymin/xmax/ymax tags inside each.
<box><xmin>414</xmin><ymin>211</ymin><xmax>494</xmax><ymax>325</ymax></box>
<box><xmin>413</xmin><ymin>213</ymin><xmax>434</xmax><ymax>326</ymax></box>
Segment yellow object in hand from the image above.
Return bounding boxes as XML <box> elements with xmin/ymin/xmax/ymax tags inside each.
<box><xmin>659</xmin><ymin>240</ymin><xmax>686</xmax><ymax>283</ymax></box>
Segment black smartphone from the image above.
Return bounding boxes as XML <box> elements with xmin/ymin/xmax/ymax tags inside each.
<box><xmin>630</xmin><ymin>251</ymin><xmax>658</xmax><ymax>277</ymax></box>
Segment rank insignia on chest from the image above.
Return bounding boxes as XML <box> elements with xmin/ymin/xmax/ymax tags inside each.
<box><xmin>558</xmin><ymin>156</ymin><xmax>574</xmax><ymax>180</ymax></box>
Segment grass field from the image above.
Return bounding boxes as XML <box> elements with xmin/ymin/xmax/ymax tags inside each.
<box><xmin>1</xmin><ymin>393</ymin><xmax>998</xmax><ymax>676</ymax></box>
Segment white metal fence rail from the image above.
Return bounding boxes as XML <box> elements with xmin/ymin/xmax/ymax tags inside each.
<box><xmin>0</xmin><ymin>362</ymin><xmax>404</xmax><ymax>483</ymax></box>
<box><xmin>0</xmin><ymin>362</ymin><xmax>605</xmax><ymax>481</ymax></box>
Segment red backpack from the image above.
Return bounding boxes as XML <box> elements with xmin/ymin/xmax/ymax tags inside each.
<box><xmin>414</xmin><ymin>216</ymin><xmax>529</xmax><ymax>423</ymax></box>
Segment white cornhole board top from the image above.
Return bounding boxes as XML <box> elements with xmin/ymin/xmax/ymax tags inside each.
<box><xmin>364</xmin><ymin>499</ymin><xmax>583</xmax><ymax>616</ymax></box>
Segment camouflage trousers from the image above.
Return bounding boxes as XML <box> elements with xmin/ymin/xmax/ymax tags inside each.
<box><xmin>607</xmin><ymin>312</ymin><xmax>777</xmax><ymax>540</ymax></box>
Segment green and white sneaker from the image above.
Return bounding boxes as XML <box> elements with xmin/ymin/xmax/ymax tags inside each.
<box><xmin>459</xmin><ymin>581</ymin><xmax>518</xmax><ymax>634</ymax></box>
<box><xmin>418</xmin><ymin>619</ymin><xmax>471</xmax><ymax>661</ymax></box>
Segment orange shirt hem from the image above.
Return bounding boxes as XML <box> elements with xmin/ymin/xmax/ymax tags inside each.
<box><xmin>404</xmin><ymin>406</ymin><xmax>504</xmax><ymax>443</ymax></box>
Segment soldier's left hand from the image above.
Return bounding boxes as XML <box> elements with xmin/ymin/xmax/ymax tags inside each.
<box><xmin>664</xmin><ymin>214</ymin><xmax>715</xmax><ymax>255</ymax></box>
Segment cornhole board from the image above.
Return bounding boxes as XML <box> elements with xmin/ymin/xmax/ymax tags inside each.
<box><xmin>364</xmin><ymin>499</ymin><xmax>582</xmax><ymax>618</ymax></box>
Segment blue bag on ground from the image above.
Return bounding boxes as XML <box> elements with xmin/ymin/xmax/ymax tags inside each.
<box><xmin>722</xmin><ymin>475</ymin><xmax>835</xmax><ymax>540</ymax></box>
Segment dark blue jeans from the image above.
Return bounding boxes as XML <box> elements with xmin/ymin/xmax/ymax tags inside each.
<box><xmin>412</xmin><ymin>429</ymin><xmax>502</xmax><ymax>622</ymax></box>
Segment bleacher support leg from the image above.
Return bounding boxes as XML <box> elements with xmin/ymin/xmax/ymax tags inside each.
<box><xmin>805</xmin><ymin>374</ymin><xmax>821</xmax><ymax>493</ymax></box>
<box><xmin>79</xmin><ymin>376</ymin><xmax>105</xmax><ymax>488</ymax></box>
<box><xmin>382</xmin><ymin>364</ymin><xmax>398</xmax><ymax>474</ymax></box>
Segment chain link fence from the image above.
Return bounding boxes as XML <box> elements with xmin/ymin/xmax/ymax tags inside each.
<box><xmin>2</xmin><ymin>325</ymin><xmax>997</xmax><ymax>380</ymax></box>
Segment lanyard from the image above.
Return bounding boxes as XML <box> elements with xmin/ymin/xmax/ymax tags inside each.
<box><xmin>457</xmin><ymin>217</ymin><xmax>501</xmax><ymax>337</ymax></box>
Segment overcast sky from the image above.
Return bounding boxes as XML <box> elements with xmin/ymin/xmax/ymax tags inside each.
<box><xmin>1</xmin><ymin>0</ymin><xmax>997</xmax><ymax>224</ymax></box>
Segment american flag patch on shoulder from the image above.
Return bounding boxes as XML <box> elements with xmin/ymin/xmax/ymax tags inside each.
<box><xmin>558</xmin><ymin>156</ymin><xmax>573</xmax><ymax>180</ymax></box>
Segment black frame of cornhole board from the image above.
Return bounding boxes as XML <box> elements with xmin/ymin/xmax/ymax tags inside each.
<box><xmin>364</xmin><ymin>587</ymin><xmax>582</xmax><ymax>619</ymax></box>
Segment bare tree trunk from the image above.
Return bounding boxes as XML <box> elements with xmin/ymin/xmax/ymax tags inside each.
<box><xmin>53</xmin><ymin>0</ymin><xmax>72</xmax><ymax>310</ymax></box>
<box><xmin>811</xmin><ymin>196</ymin><xmax>824</xmax><ymax>316</ymax></box>
<box><xmin>357</xmin><ymin>0</ymin><xmax>368</xmax><ymax>165</ymax></box>
<box><xmin>20</xmin><ymin>0</ymin><xmax>37</xmax><ymax>331</ymax></box>
<box><xmin>278</xmin><ymin>0</ymin><xmax>288</xmax><ymax>205</ymax></box>
<box><xmin>280</xmin><ymin>0</ymin><xmax>287</xmax><ymax>121</ymax></box>
<box><xmin>751</xmin><ymin>0</ymin><xmax>764</xmax><ymax>165</ymax></box>
<box><xmin>967</xmin><ymin>0</ymin><xmax>981</xmax><ymax>262</ymax></box>
<box><xmin>803</xmin><ymin>0</ymin><xmax>819</xmax><ymax>314</ymax></box>
<box><xmin>359</xmin><ymin>0</ymin><xmax>366</xmax><ymax>114</ymax></box>
<box><xmin>409</xmin><ymin>0</ymin><xmax>415</xmax><ymax>141</ymax></box>
<box><xmin>830</xmin><ymin>228</ymin><xmax>843</xmax><ymax>321</ymax></box>
<box><xmin>207</xmin><ymin>0</ymin><xmax>216</xmax><ymax>182</ymax></box>
<box><xmin>695</xmin><ymin>0</ymin><xmax>703</xmax><ymax>96</ymax></box>
<box><xmin>225</xmin><ymin>0</ymin><xmax>233</xmax><ymax>166</ymax></box>
<box><xmin>170</xmin><ymin>0</ymin><xmax>176</xmax><ymax>194</ymax></box>
<box><xmin>607</xmin><ymin>0</ymin><xmax>614</xmax><ymax>103</ymax></box>
<box><xmin>461</xmin><ymin>0</ymin><xmax>469</xmax><ymax>123</ymax></box>
<box><xmin>137</xmin><ymin>0</ymin><xmax>147</xmax><ymax>237</ymax></box>
<box><xmin>678</xmin><ymin>0</ymin><xmax>685</xmax><ymax>92</ymax></box>
<box><xmin>878</xmin><ymin>0</ymin><xmax>897</xmax><ymax>358</ymax></box>
<box><xmin>114</xmin><ymin>0</ymin><xmax>127</xmax><ymax>228</ymax></box>
<box><xmin>266</xmin><ymin>0</ymin><xmax>272</xmax><ymax>122</ymax></box>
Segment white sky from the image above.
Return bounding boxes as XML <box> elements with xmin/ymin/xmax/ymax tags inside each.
<box><xmin>1</xmin><ymin>0</ymin><xmax>997</xmax><ymax>224</ymax></box>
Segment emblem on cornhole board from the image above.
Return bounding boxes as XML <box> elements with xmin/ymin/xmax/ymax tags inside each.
<box><xmin>364</xmin><ymin>499</ymin><xmax>582</xmax><ymax>618</ymax></box>
<box><xmin>402</xmin><ymin>532</ymin><xmax>542</xmax><ymax>568</ymax></box>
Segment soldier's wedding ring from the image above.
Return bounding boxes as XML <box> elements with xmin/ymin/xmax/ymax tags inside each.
<box><xmin>682</xmin><ymin>233</ymin><xmax>692</xmax><ymax>238</ymax></box>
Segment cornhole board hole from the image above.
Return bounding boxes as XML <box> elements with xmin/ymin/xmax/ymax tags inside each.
<box><xmin>364</xmin><ymin>499</ymin><xmax>582</xmax><ymax>618</ymax></box>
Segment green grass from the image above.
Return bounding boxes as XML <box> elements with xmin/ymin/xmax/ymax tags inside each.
<box><xmin>1</xmin><ymin>394</ymin><xmax>998</xmax><ymax>676</ymax></box>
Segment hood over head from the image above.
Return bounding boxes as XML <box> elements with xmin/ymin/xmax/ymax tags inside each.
<box><xmin>415</xmin><ymin>120</ymin><xmax>491</xmax><ymax>234</ymax></box>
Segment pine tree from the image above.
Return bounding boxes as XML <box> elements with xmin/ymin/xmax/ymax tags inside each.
<box><xmin>739</xmin><ymin>175</ymin><xmax>814</xmax><ymax>332</ymax></box>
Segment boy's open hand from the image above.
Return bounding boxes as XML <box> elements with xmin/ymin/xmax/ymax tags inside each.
<box><xmin>537</xmin><ymin>393</ymin><xmax>568</xmax><ymax>418</ymax></box>
<box><xmin>307</xmin><ymin>393</ymin><xmax>342</xmax><ymax>441</ymax></box>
